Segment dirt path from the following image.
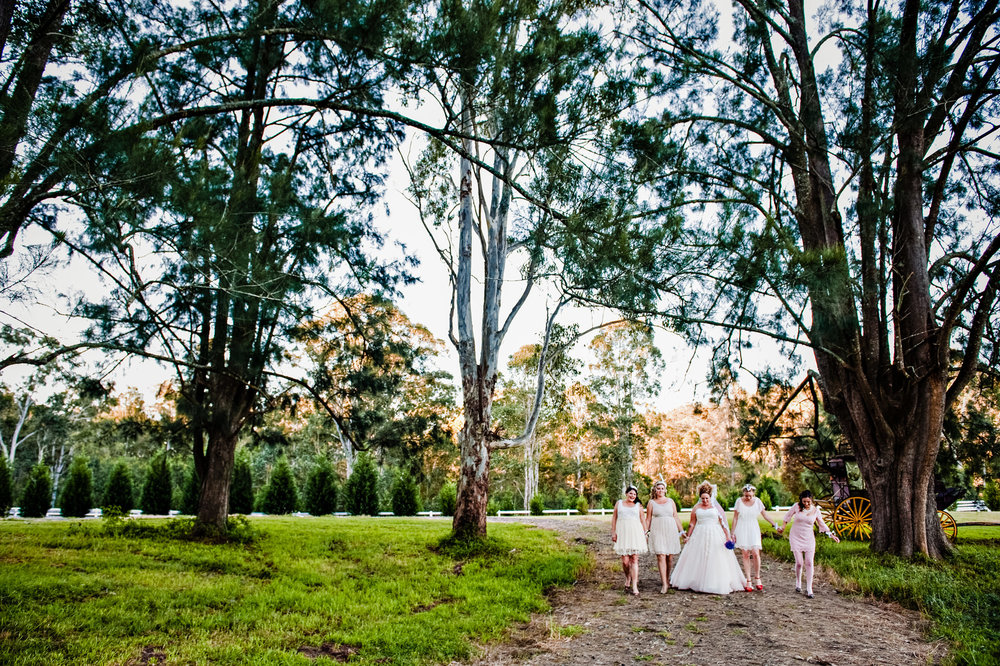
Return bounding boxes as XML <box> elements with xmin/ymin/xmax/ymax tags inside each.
<box><xmin>464</xmin><ymin>516</ymin><xmax>946</xmax><ymax>666</ymax></box>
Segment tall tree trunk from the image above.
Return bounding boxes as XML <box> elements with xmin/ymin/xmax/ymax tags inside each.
<box><xmin>772</xmin><ymin>0</ymin><xmax>951</xmax><ymax>558</ymax></box>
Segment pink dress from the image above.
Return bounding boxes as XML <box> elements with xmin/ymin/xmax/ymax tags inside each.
<box><xmin>783</xmin><ymin>504</ymin><xmax>830</xmax><ymax>552</ymax></box>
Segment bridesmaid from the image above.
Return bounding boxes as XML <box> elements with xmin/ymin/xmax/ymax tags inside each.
<box><xmin>644</xmin><ymin>480</ymin><xmax>683</xmax><ymax>593</ymax></box>
<box><xmin>730</xmin><ymin>483</ymin><xmax>778</xmax><ymax>591</ymax></box>
<box><xmin>611</xmin><ymin>486</ymin><xmax>647</xmax><ymax>595</ymax></box>
<box><xmin>777</xmin><ymin>489</ymin><xmax>840</xmax><ymax>598</ymax></box>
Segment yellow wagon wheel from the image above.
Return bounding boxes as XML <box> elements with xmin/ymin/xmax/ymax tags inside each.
<box><xmin>816</xmin><ymin>499</ymin><xmax>836</xmax><ymax>531</ymax></box>
<box><xmin>938</xmin><ymin>510</ymin><xmax>957</xmax><ymax>542</ymax></box>
<box><xmin>832</xmin><ymin>496</ymin><xmax>872</xmax><ymax>540</ymax></box>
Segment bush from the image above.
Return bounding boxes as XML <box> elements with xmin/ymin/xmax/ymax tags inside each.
<box><xmin>575</xmin><ymin>496</ymin><xmax>588</xmax><ymax>515</ymax></box>
<box><xmin>665</xmin><ymin>485</ymin><xmax>683</xmax><ymax>508</ymax></box>
<box><xmin>984</xmin><ymin>479</ymin><xmax>1000</xmax><ymax>511</ymax></box>
<box><xmin>140</xmin><ymin>454</ymin><xmax>173</xmax><ymax>515</ymax></box>
<box><xmin>260</xmin><ymin>459</ymin><xmax>298</xmax><ymax>514</ymax></box>
<box><xmin>439</xmin><ymin>482</ymin><xmax>457</xmax><ymax>516</ymax></box>
<box><xmin>529</xmin><ymin>494</ymin><xmax>545</xmax><ymax>516</ymax></box>
<box><xmin>758</xmin><ymin>489</ymin><xmax>773</xmax><ymax>511</ymax></box>
<box><xmin>486</xmin><ymin>499</ymin><xmax>499</xmax><ymax>516</ymax></box>
<box><xmin>102</xmin><ymin>462</ymin><xmax>134</xmax><ymax>512</ymax></box>
<box><xmin>305</xmin><ymin>459</ymin><xmax>338</xmax><ymax>516</ymax></box>
<box><xmin>390</xmin><ymin>472</ymin><xmax>421</xmax><ymax>516</ymax></box>
<box><xmin>754</xmin><ymin>476</ymin><xmax>790</xmax><ymax>506</ymax></box>
<box><xmin>180</xmin><ymin>466</ymin><xmax>200</xmax><ymax>515</ymax></box>
<box><xmin>344</xmin><ymin>453</ymin><xmax>379</xmax><ymax>516</ymax></box>
<box><xmin>718</xmin><ymin>488</ymin><xmax>740</xmax><ymax>511</ymax></box>
<box><xmin>20</xmin><ymin>463</ymin><xmax>52</xmax><ymax>518</ymax></box>
<box><xmin>229</xmin><ymin>457</ymin><xmax>254</xmax><ymax>514</ymax></box>
<box><xmin>60</xmin><ymin>457</ymin><xmax>93</xmax><ymax>518</ymax></box>
<box><xmin>0</xmin><ymin>456</ymin><xmax>12</xmax><ymax>516</ymax></box>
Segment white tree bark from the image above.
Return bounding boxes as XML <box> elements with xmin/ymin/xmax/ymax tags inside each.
<box><xmin>1</xmin><ymin>393</ymin><xmax>35</xmax><ymax>463</ymax></box>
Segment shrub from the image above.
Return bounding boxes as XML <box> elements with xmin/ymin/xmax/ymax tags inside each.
<box><xmin>486</xmin><ymin>499</ymin><xmax>499</xmax><ymax>516</ymax></box>
<box><xmin>140</xmin><ymin>454</ymin><xmax>173</xmax><ymax>515</ymax></box>
<box><xmin>20</xmin><ymin>463</ymin><xmax>52</xmax><ymax>518</ymax></box>
<box><xmin>529</xmin><ymin>494</ymin><xmax>545</xmax><ymax>516</ymax></box>
<box><xmin>344</xmin><ymin>453</ymin><xmax>379</xmax><ymax>516</ymax></box>
<box><xmin>60</xmin><ymin>457</ymin><xmax>93</xmax><ymax>518</ymax></box>
<box><xmin>758</xmin><ymin>489</ymin><xmax>773</xmax><ymax>511</ymax></box>
<box><xmin>665</xmin><ymin>485</ymin><xmax>683</xmax><ymax>508</ymax></box>
<box><xmin>984</xmin><ymin>479</ymin><xmax>1000</xmax><ymax>511</ymax></box>
<box><xmin>754</xmin><ymin>476</ymin><xmax>790</xmax><ymax>506</ymax></box>
<box><xmin>102</xmin><ymin>462</ymin><xmax>134</xmax><ymax>512</ymax></box>
<box><xmin>260</xmin><ymin>459</ymin><xmax>298</xmax><ymax>514</ymax></box>
<box><xmin>718</xmin><ymin>488</ymin><xmax>740</xmax><ymax>511</ymax></box>
<box><xmin>229</xmin><ymin>457</ymin><xmax>254</xmax><ymax>514</ymax></box>
<box><xmin>180</xmin><ymin>466</ymin><xmax>200</xmax><ymax>515</ymax></box>
<box><xmin>305</xmin><ymin>459</ymin><xmax>338</xmax><ymax>516</ymax></box>
<box><xmin>575</xmin><ymin>496</ymin><xmax>588</xmax><ymax>515</ymax></box>
<box><xmin>0</xmin><ymin>456</ymin><xmax>12</xmax><ymax>516</ymax></box>
<box><xmin>439</xmin><ymin>482</ymin><xmax>457</xmax><ymax>516</ymax></box>
<box><xmin>390</xmin><ymin>472</ymin><xmax>420</xmax><ymax>516</ymax></box>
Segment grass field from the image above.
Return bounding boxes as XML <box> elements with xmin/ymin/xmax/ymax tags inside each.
<box><xmin>0</xmin><ymin>516</ymin><xmax>588</xmax><ymax>665</ymax></box>
<box><xmin>761</xmin><ymin>521</ymin><xmax>1000</xmax><ymax>666</ymax></box>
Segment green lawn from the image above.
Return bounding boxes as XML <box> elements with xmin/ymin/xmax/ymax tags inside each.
<box><xmin>761</xmin><ymin>523</ymin><xmax>1000</xmax><ymax>666</ymax></box>
<box><xmin>0</xmin><ymin>517</ymin><xmax>587</xmax><ymax>665</ymax></box>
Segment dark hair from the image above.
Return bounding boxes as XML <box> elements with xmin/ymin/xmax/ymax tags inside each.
<box><xmin>624</xmin><ymin>486</ymin><xmax>638</xmax><ymax>500</ymax></box>
<box><xmin>797</xmin><ymin>489</ymin><xmax>814</xmax><ymax>511</ymax></box>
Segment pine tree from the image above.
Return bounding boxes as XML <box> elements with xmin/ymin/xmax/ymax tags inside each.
<box><xmin>344</xmin><ymin>452</ymin><xmax>379</xmax><ymax>516</ymax></box>
<box><xmin>60</xmin><ymin>457</ymin><xmax>93</xmax><ymax>518</ymax></box>
<box><xmin>228</xmin><ymin>457</ymin><xmax>254</xmax><ymax>515</ymax></box>
<box><xmin>0</xmin><ymin>456</ymin><xmax>12</xmax><ymax>516</ymax></box>
<box><xmin>260</xmin><ymin>459</ymin><xmax>298</xmax><ymax>514</ymax></box>
<box><xmin>140</xmin><ymin>454</ymin><xmax>173</xmax><ymax>515</ymax></box>
<box><xmin>438</xmin><ymin>482</ymin><xmax>457</xmax><ymax>517</ymax></box>
<box><xmin>304</xmin><ymin>459</ymin><xmax>338</xmax><ymax>516</ymax></box>
<box><xmin>181</xmin><ymin>466</ymin><xmax>200</xmax><ymax>515</ymax></box>
<box><xmin>102</xmin><ymin>462</ymin><xmax>134</xmax><ymax>512</ymax></box>
<box><xmin>390</xmin><ymin>472</ymin><xmax>420</xmax><ymax>516</ymax></box>
<box><xmin>20</xmin><ymin>464</ymin><xmax>52</xmax><ymax>518</ymax></box>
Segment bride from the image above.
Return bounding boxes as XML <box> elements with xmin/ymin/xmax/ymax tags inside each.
<box><xmin>670</xmin><ymin>481</ymin><xmax>747</xmax><ymax>594</ymax></box>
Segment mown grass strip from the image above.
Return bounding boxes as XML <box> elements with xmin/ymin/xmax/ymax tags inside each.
<box><xmin>0</xmin><ymin>517</ymin><xmax>586</xmax><ymax>665</ymax></box>
<box><xmin>762</xmin><ymin>524</ymin><xmax>1000</xmax><ymax>666</ymax></box>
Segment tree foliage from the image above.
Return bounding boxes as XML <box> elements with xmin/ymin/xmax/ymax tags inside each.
<box><xmin>390</xmin><ymin>472</ymin><xmax>420</xmax><ymax>517</ymax></box>
<box><xmin>0</xmin><ymin>455</ymin><xmax>12</xmax><ymax>514</ymax></box>
<box><xmin>19</xmin><ymin>463</ymin><xmax>51</xmax><ymax>517</ymax></box>
<box><xmin>102</xmin><ymin>461</ymin><xmax>134</xmax><ymax>512</ymax></box>
<box><xmin>228</xmin><ymin>457</ymin><xmax>254</xmax><ymax>515</ymax></box>
<box><xmin>260</xmin><ymin>459</ymin><xmax>298</xmax><ymax>515</ymax></box>
<box><xmin>304</xmin><ymin>459</ymin><xmax>338</xmax><ymax>516</ymax></box>
<box><xmin>59</xmin><ymin>457</ymin><xmax>93</xmax><ymax>518</ymax></box>
<box><xmin>140</xmin><ymin>454</ymin><xmax>172</xmax><ymax>515</ymax></box>
<box><xmin>344</xmin><ymin>452</ymin><xmax>379</xmax><ymax>516</ymax></box>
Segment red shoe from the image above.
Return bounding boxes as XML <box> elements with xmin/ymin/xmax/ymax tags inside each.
<box><xmin>755</xmin><ymin>577</ymin><xmax>764</xmax><ymax>591</ymax></box>
<box><xmin>744</xmin><ymin>580</ymin><xmax>753</xmax><ymax>592</ymax></box>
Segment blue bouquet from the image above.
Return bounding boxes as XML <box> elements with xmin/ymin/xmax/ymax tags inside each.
<box><xmin>725</xmin><ymin>540</ymin><xmax>735</xmax><ymax>550</ymax></box>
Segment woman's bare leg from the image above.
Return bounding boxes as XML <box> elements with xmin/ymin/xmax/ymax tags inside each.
<box><xmin>656</xmin><ymin>554</ymin><xmax>668</xmax><ymax>593</ymax></box>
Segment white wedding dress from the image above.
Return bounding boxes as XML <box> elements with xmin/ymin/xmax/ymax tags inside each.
<box><xmin>670</xmin><ymin>506</ymin><xmax>747</xmax><ymax>594</ymax></box>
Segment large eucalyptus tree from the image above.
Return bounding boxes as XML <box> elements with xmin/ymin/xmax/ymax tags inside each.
<box><xmin>406</xmin><ymin>0</ymin><xmax>669</xmax><ymax>539</ymax></box>
<box><xmin>633</xmin><ymin>0</ymin><xmax>1000</xmax><ymax>557</ymax></box>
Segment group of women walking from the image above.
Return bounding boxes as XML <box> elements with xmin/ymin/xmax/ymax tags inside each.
<box><xmin>611</xmin><ymin>481</ymin><xmax>839</xmax><ymax>597</ymax></box>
